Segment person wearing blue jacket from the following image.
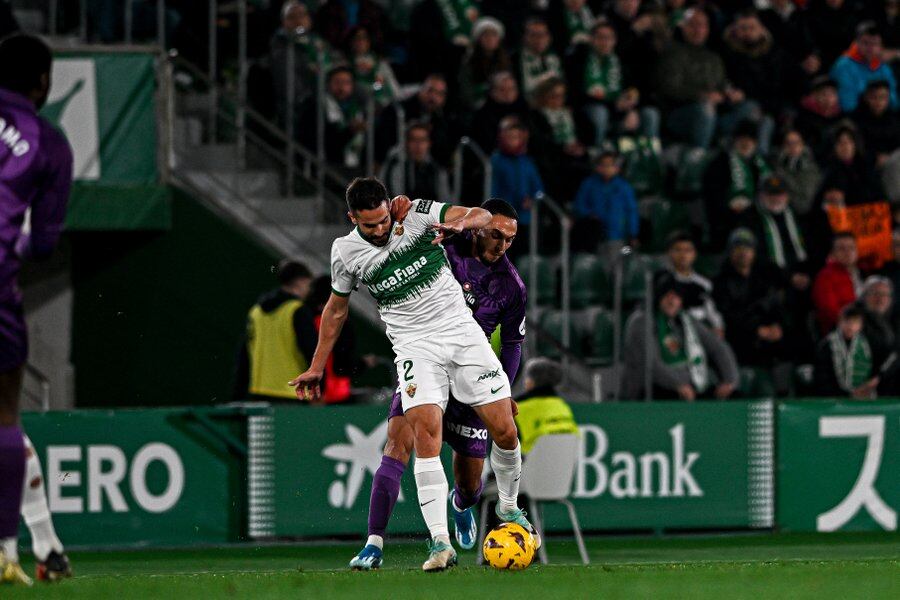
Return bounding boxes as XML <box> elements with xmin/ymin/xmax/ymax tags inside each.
<box><xmin>573</xmin><ymin>149</ymin><xmax>639</xmax><ymax>257</ymax></box>
<box><xmin>490</xmin><ymin>116</ymin><xmax>544</xmax><ymax>258</ymax></box>
<box><xmin>830</xmin><ymin>22</ymin><xmax>899</xmax><ymax>113</ymax></box>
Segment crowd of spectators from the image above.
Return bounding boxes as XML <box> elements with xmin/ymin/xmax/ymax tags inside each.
<box><xmin>259</xmin><ymin>0</ymin><xmax>900</xmax><ymax>400</ymax></box>
<box><xmin>66</xmin><ymin>0</ymin><xmax>900</xmax><ymax>400</ymax></box>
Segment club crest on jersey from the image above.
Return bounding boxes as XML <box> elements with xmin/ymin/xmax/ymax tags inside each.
<box><xmin>406</xmin><ymin>383</ymin><xmax>418</xmax><ymax>398</ymax></box>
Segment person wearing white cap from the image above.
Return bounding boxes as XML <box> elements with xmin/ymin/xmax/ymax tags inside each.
<box><xmin>459</xmin><ymin>16</ymin><xmax>511</xmax><ymax>109</ymax></box>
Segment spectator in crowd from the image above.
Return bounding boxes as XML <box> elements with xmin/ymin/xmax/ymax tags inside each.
<box><xmin>375</xmin><ymin>74</ymin><xmax>458</xmax><ymax>167</ymax></box>
<box><xmin>661</xmin><ymin>231</ymin><xmax>725</xmax><ymax>335</ymax></box>
<box><xmin>458</xmin><ymin>17</ymin><xmax>511</xmax><ymax>110</ymax></box>
<box><xmin>806</xmin><ymin>0</ymin><xmax>864</xmax><ymax>70</ymax></box>
<box><xmin>623</xmin><ymin>273</ymin><xmax>739</xmax><ymax>401</ymax></box>
<box><xmin>758</xmin><ymin>0</ymin><xmax>821</xmax><ymax>101</ymax></box>
<box><xmin>604</xmin><ymin>0</ymin><xmax>668</xmax><ymax>95</ymax></box>
<box><xmin>713</xmin><ymin>229</ymin><xmax>790</xmax><ymax>384</ymax></box>
<box><xmin>855</xmin><ymin>276</ymin><xmax>899</xmax><ymax>390</ymax></box>
<box><xmin>721</xmin><ymin>10</ymin><xmax>786</xmax><ymax>122</ymax></box>
<box><xmin>305</xmin><ymin>276</ymin><xmax>376</xmax><ymax>403</ymax></box>
<box><xmin>572</xmin><ymin>149</ymin><xmax>639</xmax><ymax>259</ymax></box>
<box><xmin>529</xmin><ymin>75</ymin><xmax>593</xmax><ymax>201</ymax></box>
<box><xmin>773</xmin><ymin>129</ymin><xmax>822</xmax><ymax>217</ymax></box>
<box><xmin>869</xmin><ymin>0</ymin><xmax>900</xmax><ymax>63</ymax></box>
<box><xmin>812</xmin><ymin>232</ymin><xmax>862</xmax><ymax>335</ymax></box>
<box><xmin>513</xmin><ymin>18</ymin><xmax>563</xmax><ymax>102</ymax></box>
<box><xmin>344</xmin><ymin>25</ymin><xmax>400</xmax><ymax>106</ymax></box>
<box><xmin>794</xmin><ymin>76</ymin><xmax>843</xmax><ymax>163</ymax></box>
<box><xmin>703</xmin><ymin>120</ymin><xmax>772</xmax><ymax>249</ymax></box>
<box><xmin>315</xmin><ymin>0</ymin><xmax>389</xmax><ymax>53</ymax></box>
<box><xmin>490</xmin><ymin>116</ymin><xmax>544</xmax><ymax>250</ymax></box>
<box><xmin>879</xmin><ymin>228</ymin><xmax>900</xmax><ymax>294</ymax></box>
<box><xmin>655</xmin><ymin>8</ymin><xmax>760</xmax><ymax>150</ymax></box>
<box><xmin>470</xmin><ymin>71</ymin><xmax>531</xmax><ymax>153</ymax></box>
<box><xmin>380</xmin><ymin>122</ymin><xmax>451</xmax><ymax>203</ymax></box>
<box><xmin>548</xmin><ymin>0</ymin><xmax>595</xmax><ymax>54</ymax></box>
<box><xmin>830</xmin><ymin>22</ymin><xmax>899</xmax><ymax>113</ymax></box>
<box><xmin>234</xmin><ymin>260</ymin><xmax>316</xmax><ymax>401</ymax></box>
<box><xmin>567</xmin><ymin>19</ymin><xmax>659</xmax><ymax>147</ymax></box>
<box><xmin>408</xmin><ymin>0</ymin><xmax>478</xmax><ymax>79</ymax></box>
<box><xmin>816</xmin><ymin>124</ymin><xmax>884</xmax><ymax>207</ymax></box>
<box><xmin>851</xmin><ymin>80</ymin><xmax>900</xmax><ymax>202</ymax></box>
<box><xmin>298</xmin><ymin>66</ymin><xmax>367</xmax><ymax>169</ymax></box>
<box><xmin>747</xmin><ymin>175</ymin><xmax>813</xmax><ymax>281</ymax></box>
<box><xmin>514</xmin><ymin>358</ymin><xmax>578</xmax><ymax>455</ymax></box>
<box><xmin>270</xmin><ymin>1</ymin><xmax>333</xmax><ymax>129</ymax></box>
<box><xmin>813</xmin><ymin>304</ymin><xmax>878</xmax><ymax>398</ymax></box>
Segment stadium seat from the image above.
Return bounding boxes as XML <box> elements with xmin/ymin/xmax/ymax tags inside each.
<box><xmin>646</xmin><ymin>198</ymin><xmax>691</xmax><ymax>253</ymax></box>
<box><xmin>674</xmin><ymin>147</ymin><xmax>708</xmax><ymax>198</ymax></box>
<box><xmin>516</xmin><ymin>255</ymin><xmax>557</xmax><ymax>306</ymax></box>
<box><xmin>622</xmin><ymin>254</ymin><xmax>661</xmax><ymax>304</ymax></box>
<box><xmin>539</xmin><ymin>309</ymin><xmax>580</xmax><ymax>358</ymax></box>
<box><xmin>570</xmin><ymin>254</ymin><xmax>611</xmax><ymax>308</ymax></box>
<box><xmin>586</xmin><ymin>308</ymin><xmax>615</xmax><ymax>365</ymax></box>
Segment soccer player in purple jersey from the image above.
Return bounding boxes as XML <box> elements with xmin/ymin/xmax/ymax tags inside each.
<box><xmin>349</xmin><ymin>198</ymin><xmax>527</xmax><ymax>570</ymax></box>
<box><xmin>0</xmin><ymin>34</ymin><xmax>73</xmax><ymax>585</ymax></box>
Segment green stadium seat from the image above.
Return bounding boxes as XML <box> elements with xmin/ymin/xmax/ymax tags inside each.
<box><xmin>539</xmin><ymin>309</ymin><xmax>580</xmax><ymax>358</ymax></box>
<box><xmin>570</xmin><ymin>254</ymin><xmax>611</xmax><ymax>308</ymax></box>
<box><xmin>622</xmin><ymin>254</ymin><xmax>661</xmax><ymax>304</ymax></box>
<box><xmin>674</xmin><ymin>147</ymin><xmax>708</xmax><ymax>197</ymax></box>
<box><xmin>588</xmin><ymin>309</ymin><xmax>615</xmax><ymax>365</ymax></box>
<box><xmin>516</xmin><ymin>255</ymin><xmax>557</xmax><ymax>306</ymax></box>
<box><xmin>647</xmin><ymin>198</ymin><xmax>691</xmax><ymax>253</ymax></box>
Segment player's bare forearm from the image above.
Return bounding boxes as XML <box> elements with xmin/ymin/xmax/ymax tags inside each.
<box><xmin>432</xmin><ymin>206</ymin><xmax>491</xmax><ymax>244</ymax></box>
<box><xmin>446</xmin><ymin>206</ymin><xmax>491</xmax><ymax>231</ymax></box>
<box><xmin>307</xmin><ymin>294</ymin><xmax>350</xmax><ymax>373</ymax></box>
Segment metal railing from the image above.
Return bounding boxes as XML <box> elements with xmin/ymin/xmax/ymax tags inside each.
<box><xmin>610</xmin><ymin>249</ymin><xmax>657</xmax><ymax>402</ymax></box>
<box><xmin>528</xmin><ymin>193</ymin><xmax>571</xmax><ymax>370</ymax></box>
<box><xmin>23</xmin><ymin>364</ymin><xmax>51</xmax><ymax>413</ymax></box>
<box><xmin>452</xmin><ymin>138</ymin><xmax>492</xmax><ymax>204</ymax></box>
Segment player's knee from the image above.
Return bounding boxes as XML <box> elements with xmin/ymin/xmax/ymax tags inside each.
<box><xmin>383</xmin><ymin>437</ymin><xmax>412</xmax><ymax>464</ymax></box>
<box><xmin>491</xmin><ymin>421</ymin><xmax>519</xmax><ymax>449</ymax></box>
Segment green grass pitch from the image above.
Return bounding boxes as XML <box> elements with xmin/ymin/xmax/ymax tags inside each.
<box><xmin>4</xmin><ymin>532</ymin><xmax>898</xmax><ymax>599</ymax></box>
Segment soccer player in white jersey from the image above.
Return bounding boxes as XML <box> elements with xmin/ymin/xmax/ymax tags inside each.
<box><xmin>291</xmin><ymin>177</ymin><xmax>537</xmax><ymax>571</ymax></box>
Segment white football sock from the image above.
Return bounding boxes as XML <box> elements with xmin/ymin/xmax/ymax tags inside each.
<box><xmin>1</xmin><ymin>537</ymin><xmax>18</xmax><ymax>562</ymax></box>
<box><xmin>21</xmin><ymin>434</ymin><xmax>63</xmax><ymax>561</ymax></box>
<box><xmin>366</xmin><ymin>534</ymin><xmax>383</xmax><ymax>550</ymax></box>
<box><xmin>413</xmin><ymin>456</ymin><xmax>449</xmax><ymax>543</ymax></box>
<box><xmin>491</xmin><ymin>442</ymin><xmax>522</xmax><ymax>514</ymax></box>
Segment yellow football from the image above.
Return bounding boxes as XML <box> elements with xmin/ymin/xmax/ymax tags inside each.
<box><xmin>482</xmin><ymin>523</ymin><xmax>535</xmax><ymax>570</ymax></box>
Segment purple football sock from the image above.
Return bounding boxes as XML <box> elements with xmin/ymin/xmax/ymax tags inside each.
<box><xmin>0</xmin><ymin>425</ymin><xmax>25</xmax><ymax>538</ymax></box>
<box><xmin>453</xmin><ymin>481</ymin><xmax>483</xmax><ymax>511</ymax></box>
<box><xmin>367</xmin><ymin>456</ymin><xmax>406</xmax><ymax>537</ymax></box>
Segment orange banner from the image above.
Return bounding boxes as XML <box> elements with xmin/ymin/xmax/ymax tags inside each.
<box><xmin>825</xmin><ymin>202</ymin><xmax>892</xmax><ymax>270</ymax></box>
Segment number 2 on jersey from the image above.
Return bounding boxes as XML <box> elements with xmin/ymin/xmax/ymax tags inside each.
<box><xmin>403</xmin><ymin>360</ymin><xmax>414</xmax><ymax>381</ymax></box>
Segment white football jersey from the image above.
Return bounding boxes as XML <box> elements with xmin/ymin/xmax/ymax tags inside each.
<box><xmin>330</xmin><ymin>199</ymin><xmax>474</xmax><ymax>347</ymax></box>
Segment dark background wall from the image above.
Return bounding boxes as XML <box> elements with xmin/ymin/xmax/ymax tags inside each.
<box><xmin>70</xmin><ymin>186</ymin><xmax>391</xmax><ymax>407</ymax></box>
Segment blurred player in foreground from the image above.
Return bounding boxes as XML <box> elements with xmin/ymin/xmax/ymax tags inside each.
<box><xmin>349</xmin><ymin>197</ymin><xmax>526</xmax><ymax>570</ymax></box>
<box><xmin>291</xmin><ymin>178</ymin><xmax>537</xmax><ymax>571</ymax></box>
<box><xmin>0</xmin><ymin>34</ymin><xmax>73</xmax><ymax>585</ymax></box>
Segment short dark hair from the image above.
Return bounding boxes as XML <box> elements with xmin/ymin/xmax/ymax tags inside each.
<box><xmin>481</xmin><ymin>198</ymin><xmax>518</xmax><ymax>221</ymax></box>
<box><xmin>591</xmin><ymin>17</ymin><xmax>614</xmax><ymax>35</ymax></box>
<box><xmin>666</xmin><ymin>230</ymin><xmax>695</xmax><ymax>250</ymax></box>
<box><xmin>326</xmin><ymin>65</ymin><xmax>353</xmax><ymax>83</ymax></box>
<box><xmin>346</xmin><ymin>176</ymin><xmax>389</xmax><ymax>212</ymax></box>
<box><xmin>865</xmin><ymin>79</ymin><xmax>890</xmax><ymax>94</ymax></box>
<box><xmin>524</xmin><ymin>16</ymin><xmax>548</xmax><ymax>31</ymax></box>
<box><xmin>277</xmin><ymin>259</ymin><xmax>312</xmax><ymax>285</ymax></box>
<box><xmin>856</xmin><ymin>20</ymin><xmax>880</xmax><ymax>39</ymax></box>
<box><xmin>840</xmin><ymin>304</ymin><xmax>865</xmax><ymax>321</ymax></box>
<box><xmin>405</xmin><ymin>120</ymin><xmax>431</xmax><ymax>140</ymax></box>
<box><xmin>0</xmin><ymin>34</ymin><xmax>52</xmax><ymax>96</ymax></box>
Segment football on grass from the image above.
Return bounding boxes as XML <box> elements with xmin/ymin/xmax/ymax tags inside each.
<box><xmin>482</xmin><ymin>523</ymin><xmax>535</xmax><ymax>570</ymax></box>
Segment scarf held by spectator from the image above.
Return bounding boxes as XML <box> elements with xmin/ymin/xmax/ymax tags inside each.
<box><xmin>760</xmin><ymin>206</ymin><xmax>807</xmax><ymax>268</ymax></box>
<box><xmin>657</xmin><ymin>312</ymin><xmax>709</xmax><ymax>393</ymax></box>
<box><xmin>828</xmin><ymin>329</ymin><xmax>872</xmax><ymax>392</ymax></box>
<box><xmin>729</xmin><ymin>151</ymin><xmax>771</xmax><ymax>201</ymax></box>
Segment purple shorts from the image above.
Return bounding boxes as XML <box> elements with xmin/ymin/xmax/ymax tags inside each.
<box><xmin>388</xmin><ymin>391</ymin><xmax>489</xmax><ymax>459</ymax></box>
<box><xmin>0</xmin><ymin>299</ymin><xmax>26</xmax><ymax>373</ymax></box>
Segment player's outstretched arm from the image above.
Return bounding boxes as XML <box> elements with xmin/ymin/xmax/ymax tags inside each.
<box><xmin>289</xmin><ymin>292</ymin><xmax>351</xmax><ymax>402</ymax></box>
<box><xmin>431</xmin><ymin>206</ymin><xmax>491</xmax><ymax>245</ymax></box>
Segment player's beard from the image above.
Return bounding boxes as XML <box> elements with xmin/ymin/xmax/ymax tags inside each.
<box><xmin>362</xmin><ymin>220</ymin><xmax>394</xmax><ymax>247</ymax></box>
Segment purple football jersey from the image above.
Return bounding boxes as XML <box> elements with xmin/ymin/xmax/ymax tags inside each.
<box><xmin>0</xmin><ymin>88</ymin><xmax>72</xmax><ymax>370</ymax></box>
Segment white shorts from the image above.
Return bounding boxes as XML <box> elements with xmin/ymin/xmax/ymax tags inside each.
<box><xmin>394</xmin><ymin>321</ymin><xmax>512</xmax><ymax>413</ymax></box>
